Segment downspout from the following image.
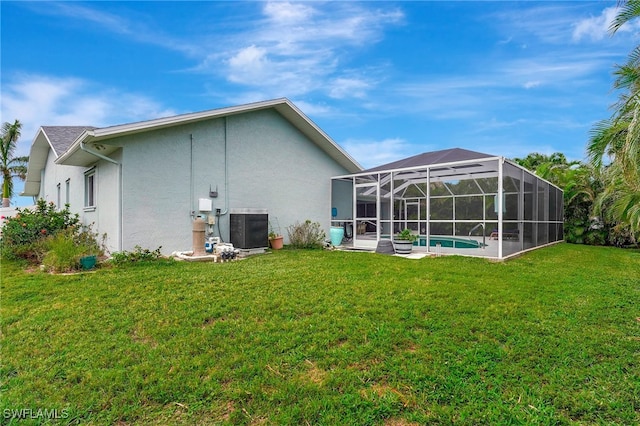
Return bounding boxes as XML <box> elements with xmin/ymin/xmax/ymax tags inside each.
<box><xmin>190</xmin><ymin>134</ymin><xmax>194</xmax><ymax>218</ymax></box>
<box><xmin>220</xmin><ymin>117</ymin><xmax>230</xmax><ymax>216</ymax></box>
<box><xmin>80</xmin><ymin>140</ymin><xmax>123</xmax><ymax>252</ymax></box>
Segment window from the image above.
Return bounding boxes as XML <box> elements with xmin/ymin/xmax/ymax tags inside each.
<box><xmin>84</xmin><ymin>169</ymin><xmax>96</xmax><ymax>208</ymax></box>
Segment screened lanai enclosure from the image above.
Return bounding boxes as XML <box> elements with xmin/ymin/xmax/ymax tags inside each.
<box><xmin>330</xmin><ymin>148</ymin><xmax>564</xmax><ymax>259</ymax></box>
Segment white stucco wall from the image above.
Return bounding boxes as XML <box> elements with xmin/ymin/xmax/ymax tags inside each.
<box><xmin>38</xmin><ymin>148</ymin><xmax>122</xmax><ymax>253</ymax></box>
<box><xmin>113</xmin><ymin>109</ymin><xmax>350</xmax><ymax>253</ymax></box>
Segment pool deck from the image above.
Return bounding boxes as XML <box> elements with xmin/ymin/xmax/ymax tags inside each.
<box><xmin>337</xmin><ymin>234</ymin><xmax>525</xmax><ymax>259</ymax></box>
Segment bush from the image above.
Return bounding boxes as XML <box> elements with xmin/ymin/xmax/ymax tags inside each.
<box><xmin>286</xmin><ymin>220</ymin><xmax>326</xmax><ymax>249</ymax></box>
<box><xmin>110</xmin><ymin>246</ymin><xmax>164</xmax><ymax>265</ymax></box>
<box><xmin>1</xmin><ymin>199</ymin><xmax>79</xmax><ymax>262</ymax></box>
<box><xmin>42</xmin><ymin>229</ymin><xmax>86</xmax><ymax>273</ymax></box>
<box><xmin>41</xmin><ymin>225</ymin><xmax>106</xmax><ymax>273</ymax></box>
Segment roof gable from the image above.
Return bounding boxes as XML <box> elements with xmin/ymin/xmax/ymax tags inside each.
<box><xmin>41</xmin><ymin>126</ymin><xmax>96</xmax><ymax>156</ymax></box>
<box><xmin>54</xmin><ymin>98</ymin><xmax>362</xmax><ymax>173</ymax></box>
<box><xmin>21</xmin><ymin>126</ymin><xmax>95</xmax><ymax>196</ymax></box>
<box><xmin>362</xmin><ymin>148</ymin><xmax>495</xmax><ymax>173</ymax></box>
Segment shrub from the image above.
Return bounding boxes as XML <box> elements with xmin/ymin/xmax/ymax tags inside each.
<box><xmin>41</xmin><ymin>224</ymin><xmax>106</xmax><ymax>273</ymax></box>
<box><xmin>42</xmin><ymin>229</ymin><xmax>85</xmax><ymax>273</ymax></box>
<box><xmin>110</xmin><ymin>246</ymin><xmax>164</xmax><ymax>265</ymax></box>
<box><xmin>1</xmin><ymin>199</ymin><xmax>79</xmax><ymax>262</ymax></box>
<box><xmin>286</xmin><ymin>220</ymin><xmax>326</xmax><ymax>249</ymax></box>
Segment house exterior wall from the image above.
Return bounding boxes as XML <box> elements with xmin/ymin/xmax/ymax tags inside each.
<box><xmin>110</xmin><ymin>108</ymin><xmax>349</xmax><ymax>254</ymax></box>
<box><xmin>38</xmin><ymin>148</ymin><xmax>122</xmax><ymax>253</ymax></box>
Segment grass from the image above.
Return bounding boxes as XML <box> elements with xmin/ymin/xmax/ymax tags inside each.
<box><xmin>1</xmin><ymin>244</ymin><xmax>639</xmax><ymax>425</ymax></box>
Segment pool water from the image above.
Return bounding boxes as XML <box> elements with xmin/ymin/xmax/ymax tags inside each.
<box><xmin>381</xmin><ymin>235</ymin><xmax>487</xmax><ymax>249</ymax></box>
<box><xmin>420</xmin><ymin>236</ymin><xmax>486</xmax><ymax>249</ymax></box>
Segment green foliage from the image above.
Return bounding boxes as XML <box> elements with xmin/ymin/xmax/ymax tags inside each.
<box><xmin>1</xmin><ymin>119</ymin><xmax>28</xmax><ymax>203</ymax></box>
<box><xmin>1</xmin><ymin>199</ymin><xmax>79</xmax><ymax>262</ymax></box>
<box><xmin>286</xmin><ymin>220</ymin><xmax>326</xmax><ymax>249</ymax></box>
<box><xmin>41</xmin><ymin>225</ymin><xmax>105</xmax><ymax>273</ymax></box>
<box><xmin>586</xmin><ymin>3</ymin><xmax>640</xmax><ymax>238</ymax></box>
<box><xmin>42</xmin><ymin>229</ymin><xmax>86</xmax><ymax>273</ymax></box>
<box><xmin>396</xmin><ymin>228</ymin><xmax>418</xmax><ymax>242</ymax></box>
<box><xmin>2</xmin><ymin>245</ymin><xmax>639</xmax><ymax>424</ymax></box>
<box><xmin>110</xmin><ymin>245</ymin><xmax>164</xmax><ymax>265</ymax></box>
<box><xmin>513</xmin><ymin>152</ymin><xmax>638</xmax><ymax>247</ymax></box>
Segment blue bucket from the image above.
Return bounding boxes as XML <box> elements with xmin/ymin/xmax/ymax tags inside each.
<box><xmin>330</xmin><ymin>226</ymin><xmax>345</xmax><ymax>246</ymax></box>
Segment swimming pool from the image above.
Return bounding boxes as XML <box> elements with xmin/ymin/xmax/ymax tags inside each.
<box><xmin>419</xmin><ymin>236</ymin><xmax>486</xmax><ymax>249</ymax></box>
<box><xmin>381</xmin><ymin>235</ymin><xmax>487</xmax><ymax>249</ymax></box>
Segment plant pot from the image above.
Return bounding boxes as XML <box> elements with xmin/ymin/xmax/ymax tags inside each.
<box><xmin>80</xmin><ymin>255</ymin><xmax>97</xmax><ymax>270</ymax></box>
<box><xmin>330</xmin><ymin>226</ymin><xmax>345</xmax><ymax>246</ymax></box>
<box><xmin>269</xmin><ymin>236</ymin><xmax>284</xmax><ymax>250</ymax></box>
<box><xmin>393</xmin><ymin>240</ymin><xmax>414</xmax><ymax>254</ymax></box>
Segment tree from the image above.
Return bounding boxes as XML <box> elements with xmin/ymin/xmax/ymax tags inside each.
<box><xmin>586</xmin><ymin>1</ymin><xmax>640</xmax><ymax>238</ymax></box>
<box><xmin>514</xmin><ymin>153</ymin><xmax>609</xmax><ymax>245</ymax></box>
<box><xmin>1</xmin><ymin>119</ymin><xmax>29</xmax><ymax>208</ymax></box>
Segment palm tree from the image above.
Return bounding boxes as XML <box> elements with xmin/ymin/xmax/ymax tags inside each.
<box><xmin>1</xmin><ymin>120</ymin><xmax>29</xmax><ymax>208</ymax></box>
<box><xmin>586</xmin><ymin>1</ymin><xmax>640</xmax><ymax>237</ymax></box>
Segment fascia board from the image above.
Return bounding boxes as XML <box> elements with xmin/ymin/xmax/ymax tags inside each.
<box><xmin>91</xmin><ymin>98</ymin><xmax>292</xmax><ymax>141</ymax></box>
<box><xmin>21</xmin><ymin>128</ymin><xmax>54</xmax><ymax>196</ymax></box>
<box><xmin>54</xmin><ymin>129</ymin><xmax>95</xmax><ymax>166</ymax></box>
<box><xmin>56</xmin><ymin>99</ymin><xmax>291</xmax><ymax>165</ymax></box>
<box><xmin>55</xmin><ymin>97</ymin><xmax>363</xmax><ymax>173</ymax></box>
<box><xmin>275</xmin><ymin>100</ymin><xmax>362</xmax><ymax>173</ymax></box>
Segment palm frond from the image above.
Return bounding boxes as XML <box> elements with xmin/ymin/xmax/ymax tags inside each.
<box><xmin>609</xmin><ymin>0</ymin><xmax>640</xmax><ymax>34</ymax></box>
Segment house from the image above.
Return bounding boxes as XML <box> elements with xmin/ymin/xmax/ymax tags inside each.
<box><xmin>22</xmin><ymin>98</ymin><xmax>362</xmax><ymax>254</ymax></box>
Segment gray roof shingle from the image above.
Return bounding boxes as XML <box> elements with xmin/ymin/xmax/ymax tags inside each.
<box><xmin>41</xmin><ymin>126</ymin><xmax>96</xmax><ymax>156</ymax></box>
<box><xmin>362</xmin><ymin>148</ymin><xmax>495</xmax><ymax>173</ymax></box>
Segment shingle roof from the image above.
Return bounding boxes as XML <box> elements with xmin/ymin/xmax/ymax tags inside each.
<box><xmin>41</xmin><ymin>126</ymin><xmax>96</xmax><ymax>156</ymax></box>
<box><xmin>362</xmin><ymin>148</ymin><xmax>495</xmax><ymax>173</ymax></box>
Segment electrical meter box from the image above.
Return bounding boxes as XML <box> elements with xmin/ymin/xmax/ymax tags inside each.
<box><xmin>199</xmin><ymin>198</ymin><xmax>212</xmax><ymax>212</ymax></box>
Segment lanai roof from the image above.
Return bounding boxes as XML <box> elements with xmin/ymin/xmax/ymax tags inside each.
<box><xmin>362</xmin><ymin>148</ymin><xmax>495</xmax><ymax>173</ymax></box>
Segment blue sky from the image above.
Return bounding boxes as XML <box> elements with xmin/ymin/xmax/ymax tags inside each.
<box><xmin>1</xmin><ymin>1</ymin><xmax>638</xmax><ymax>206</ymax></box>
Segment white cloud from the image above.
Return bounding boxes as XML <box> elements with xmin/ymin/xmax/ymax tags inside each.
<box><xmin>30</xmin><ymin>2</ymin><xmax>201</xmax><ymax>57</ymax></box>
<box><xmin>572</xmin><ymin>6</ymin><xmax>619</xmax><ymax>42</ymax></box>
<box><xmin>25</xmin><ymin>2</ymin><xmax>404</xmax><ymax>101</ymax></box>
<box><xmin>214</xmin><ymin>2</ymin><xmax>404</xmax><ymax>99</ymax></box>
<box><xmin>340</xmin><ymin>137</ymin><xmax>418</xmax><ymax>169</ymax></box>
<box><xmin>263</xmin><ymin>2</ymin><xmax>315</xmax><ymax>23</ymax></box>
<box><xmin>227</xmin><ymin>45</ymin><xmax>270</xmax><ymax>84</ymax></box>
<box><xmin>1</xmin><ymin>74</ymin><xmax>175</xmax><ymax>157</ymax></box>
<box><xmin>328</xmin><ymin>77</ymin><xmax>371</xmax><ymax>99</ymax></box>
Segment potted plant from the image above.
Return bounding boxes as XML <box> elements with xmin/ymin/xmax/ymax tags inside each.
<box><xmin>268</xmin><ymin>218</ymin><xmax>284</xmax><ymax>250</ymax></box>
<box><xmin>393</xmin><ymin>228</ymin><xmax>417</xmax><ymax>254</ymax></box>
<box><xmin>268</xmin><ymin>231</ymin><xmax>284</xmax><ymax>250</ymax></box>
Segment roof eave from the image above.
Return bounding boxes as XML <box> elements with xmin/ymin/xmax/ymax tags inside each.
<box><xmin>274</xmin><ymin>100</ymin><xmax>362</xmax><ymax>173</ymax></box>
<box><xmin>21</xmin><ymin>128</ymin><xmax>55</xmax><ymax>196</ymax></box>
<box><xmin>56</xmin><ymin>98</ymin><xmax>362</xmax><ymax>173</ymax></box>
<box><xmin>54</xmin><ymin>129</ymin><xmax>96</xmax><ymax>166</ymax></box>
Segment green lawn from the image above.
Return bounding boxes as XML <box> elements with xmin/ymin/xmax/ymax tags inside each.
<box><xmin>1</xmin><ymin>244</ymin><xmax>639</xmax><ymax>425</ymax></box>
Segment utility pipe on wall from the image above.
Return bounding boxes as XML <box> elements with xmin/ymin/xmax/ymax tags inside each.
<box><xmin>220</xmin><ymin>117</ymin><xmax>230</xmax><ymax>216</ymax></box>
<box><xmin>190</xmin><ymin>134</ymin><xmax>195</xmax><ymax>218</ymax></box>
